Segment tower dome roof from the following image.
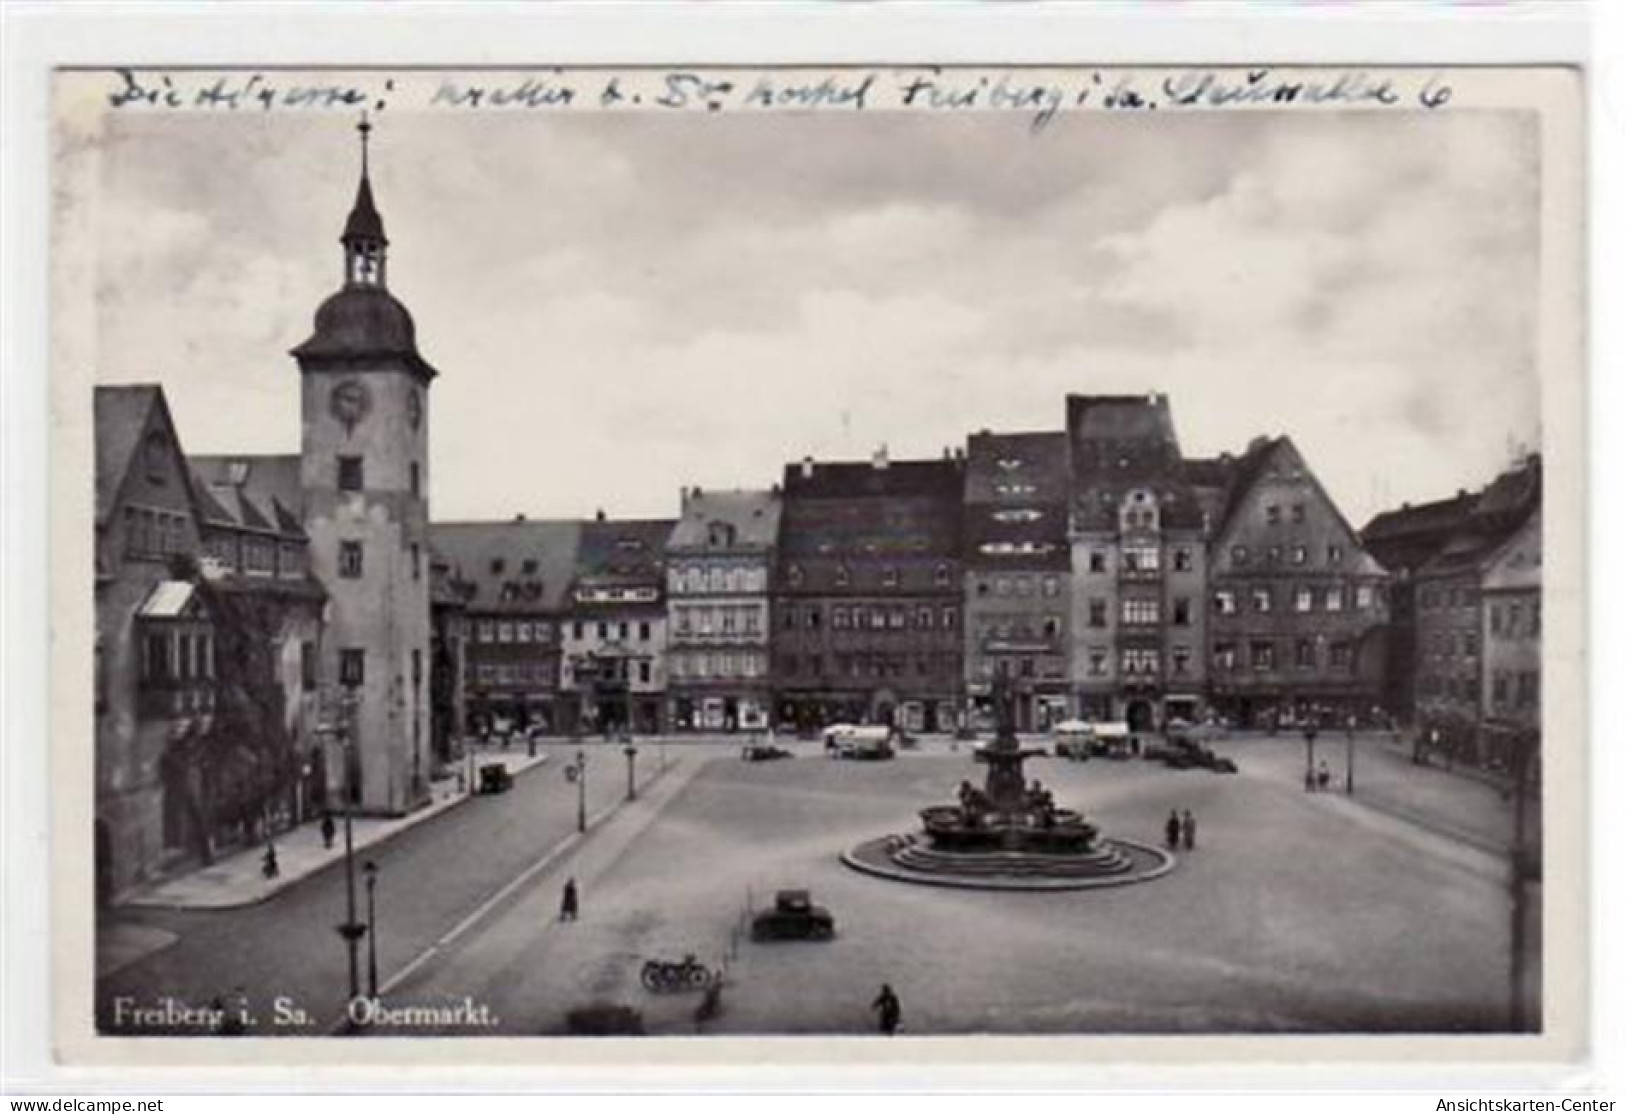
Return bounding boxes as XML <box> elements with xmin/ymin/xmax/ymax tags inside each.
<box><xmin>291</xmin><ymin>286</ymin><xmax>438</xmax><ymax>380</ymax></box>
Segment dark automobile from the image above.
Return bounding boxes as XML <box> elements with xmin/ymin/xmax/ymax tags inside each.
<box><xmin>751</xmin><ymin>889</ymin><xmax>835</xmax><ymax>942</ymax></box>
<box><xmin>1157</xmin><ymin>735</ymin><xmax>1239</xmax><ymax>774</ymax></box>
<box><xmin>741</xmin><ymin>743</ymin><xmax>792</xmax><ymax>762</ymax></box>
<box><xmin>477</xmin><ymin>763</ymin><xmax>513</xmax><ymax>794</ymax></box>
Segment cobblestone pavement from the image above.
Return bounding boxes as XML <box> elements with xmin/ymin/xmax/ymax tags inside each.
<box><xmin>373</xmin><ymin>734</ymin><xmax>1531</xmax><ymax>1037</ymax></box>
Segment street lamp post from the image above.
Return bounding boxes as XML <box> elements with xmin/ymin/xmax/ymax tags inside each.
<box><xmin>363</xmin><ymin>860</ymin><xmax>379</xmax><ymax>1000</ymax></box>
<box><xmin>624</xmin><ymin>741</ymin><xmax>638</xmax><ymax>801</ymax></box>
<box><xmin>577</xmin><ymin>749</ymin><xmax>589</xmax><ymax>831</ymax></box>
<box><xmin>1345</xmin><ymin>718</ymin><xmax>1356</xmax><ymax>796</ymax></box>
<box><xmin>326</xmin><ymin>689</ymin><xmax>366</xmax><ymax>1006</ymax></box>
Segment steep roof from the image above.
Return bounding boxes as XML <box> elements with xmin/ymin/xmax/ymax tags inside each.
<box><xmin>779</xmin><ymin>456</ymin><xmax>964</xmax><ymax>561</ymax></box>
<box><xmin>94</xmin><ymin>384</ymin><xmax>162</xmax><ymax>524</ymax></box>
<box><xmin>429</xmin><ymin>519</ymin><xmax>583</xmax><ymax>614</ymax></box>
<box><xmin>343</xmin><ymin>173</ymin><xmax>387</xmax><ymax>245</ymax></box>
<box><xmin>1066</xmin><ymin>393</ymin><xmax>1183</xmax><ymax>481</ymax></box>
<box><xmin>668</xmin><ymin>489</ymin><xmax>782</xmax><ymax>551</ymax></box>
<box><xmin>964</xmin><ymin>431</ymin><xmax>1071</xmax><ymax>504</ymax></box>
<box><xmin>575</xmin><ymin>518</ymin><xmax>675</xmax><ymax>585</ymax></box>
<box><xmin>188</xmin><ymin>455</ymin><xmax>306</xmax><ymax>538</ymax></box>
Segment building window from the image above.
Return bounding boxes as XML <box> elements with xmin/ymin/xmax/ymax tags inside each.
<box><xmin>1265</xmin><ymin>504</ymin><xmax>1280</xmax><ymax>525</ymax></box>
<box><xmin>882</xmin><ymin>566</ymin><xmax>899</xmax><ymax>588</ymax></box>
<box><xmin>787</xmin><ymin>565</ymin><xmax>803</xmax><ymax>588</ymax></box>
<box><xmin>1330</xmin><ymin>642</ymin><xmax>1353</xmax><ymax>670</ymax></box>
<box><xmin>1173</xmin><ymin>548</ymin><xmax>1192</xmax><ymax>572</ymax></box>
<box><xmin>1122</xmin><ymin>546</ymin><xmax>1160</xmax><ymax>572</ymax></box>
<box><xmin>835</xmin><ymin>565</ymin><xmax>850</xmax><ymax>588</ymax></box>
<box><xmin>1122</xmin><ymin>598</ymin><xmax>1160</xmax><ymax>624</ymax></box>
<box><xmin>339</xmin><ymin>541</ymin><xmax>363</xmax><ymax>578</ymax></box>
<box><xmin>1089</xmin><ymin>550</ymin><xmax>1107</xmax><ymax>573</ymax></box>
<box><xmin>1172</xmin><ymin>597</ymin><xmax>1191</xmax><ymax>626</ymax></box>
<box><xmin>1493</xmin><ymin>672</ymin><xmax>1509</xmax><ymax>706</ymax></box>
<box><xmin>1295</xmin><ymin>587</ymin><xmax>1313</xmax><ymax>613</ymax></box>
<box><xmin>1171</xmin><ymin>647</ymin><xmax>1190</xmax><ymax>675</ymax></box>
<box><xmin>619</xmin><ymin>621</ymin><xmax>631</xmax><ymax>640</ymax></box>
<box><xmin>639</xmin><ymin>621</ymin><xmax>651</xmax><ymax>641</ymax></box>
<box><xmin>1291</xmin><ymin>546</ymin><xmax>1308</xmax><ymax>565</ymax></box>
<box><xmin>1213</xmin><ymin>642</ymin><xmax>1237</xmax><ymax>671</ymax></box>
<box><xmin>935</xmin><ymin>563</ymin><xmax>951</xmax><ymax>588</ymax></box>
<box><xmin>1250</xmin><ymin>641</ymin><xmax>1275</xmax><ymax>671</ymax></box>
<box><xmin>300</xmin><ymin>640</ymin><xmax>317</xmax><ymax>690</ymax></box>
<box><xmin>411</xmin><ymin>543</ymin><xmax>421</xmax><ymax>580</ymax></box>
<box><xmin>515</xmin><ymin>622</ymin><xmax>532</xmax><ymax>643</ymax></box>
<box><xmin>339</xmin><ymin>648</ymin><xmax>365</xmax><ymax>687</ymax></box>
<box><xmin>1088</xmin><ymin>599</ymin><xmax>1107</xmax><ymax>628</ymax></box>
<box><xmin>1231</xmin><ymin>546</ymin><xmax>1249</xmax><ymax>566</ymax></box>
<box><xmin>1357</xmin><ymin>584</ymin><xmax>1374</xmax><ymax>610</ymax></box>
<box><xmin>337</xmin><ymin>455</ymin><xmax>364</xmax><ymax>492</ymax></box>
<box><xmin>1326</xmin><ymin>586</ymin><xmax>1344</xmax><ymax>612</ymax></box>
<box><xmin>1214</xmin><ymin>590</ymin><xmax>1236</xmax><ymax>615</ymax></box>
<box><xmin>1251</xmin><ymin>587</ymin><xmax>1272</xmax><ymax>613</ymax></box>
<box><xmin>1296</xmin><ymin>639</ymin><xmax>1315</xmax><ymax>668</ymax></box>
<box><xmin>1292</xmin><ymin>503</ymin><xmax>1306</xmax><ymax>524</ymax></box>
<box><xmin>942</xmin><ymin>608</ymin><xmax>957</xmax><ymax>631</ymax></box>
<box><xmin>409</xmin><ymin>461</ymin><xmax>421</xmax><ymax>498</ymax></box>
<box><xmin>638</xmin><ymin>661</ymin><xmax>652</xmax><ymax>684</ymax></box>
<box><xmin>598</xmin><ymin>622</ymin><xmax>609</xmax><ymax>639</ymax></box>
<box><xmin>917</xmin><ymin>607</ymin><xmax>933</xmax><ymax>629</ymax></box>
<box><xmin>1121</xmin><ymin>648</ymin><xmax>1159</xmax><ymax>676</ymax></box>
<box><xmin>1087</xmin><ymin>648</ymin><xmax>1108</xmax><ymax>677</ymax></box>
<box><xmin>1328</xmin><ymin>544</ymin><xmax>1344</xmax><ymax>565</ymax></box>
<box><xmin>1042</xmin><ymin>576</ymin><xmax>1059</xmax><ymax>597</ymax></box>
<box><xmin>498</xmin><ymin>622</ymin><xmax>513</xmax><ymax>643</ymax></box>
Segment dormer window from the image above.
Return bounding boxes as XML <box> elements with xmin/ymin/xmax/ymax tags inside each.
<box><xmin>835</xmin><ymin>565</ymin><xmax>851</xmax><ymax>588</ymax></box>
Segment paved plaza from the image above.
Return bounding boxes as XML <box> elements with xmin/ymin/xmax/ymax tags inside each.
<box><xmin>351</xmin><ymin>732</ymin><xmax>1531</xmax><ymax>1037</ymax></box>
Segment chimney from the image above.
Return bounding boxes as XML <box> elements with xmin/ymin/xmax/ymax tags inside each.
<box><xmin>514</xmin><ymin>512</ymin><xmax>526</xmax><ymax>522</ymax></box>
<box><xmin>595</xmin><ymin>508</ymin><xmax>606</xmax><ymax>522</ymax></box>
<box><xmin>873</xmin><ymin>445</ymin><xmax>889</xmax><ymax>470</ymax></box>
<box><xmin>800</xmin><ymin>456</ymin><xmax>815</xmax><ymax>479</ymax></box>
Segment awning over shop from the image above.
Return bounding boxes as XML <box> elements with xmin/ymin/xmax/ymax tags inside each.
<box><xmin>137</xmin><ymin>580</ymin><xmax>202</xmax><ymax>619</ymax></box>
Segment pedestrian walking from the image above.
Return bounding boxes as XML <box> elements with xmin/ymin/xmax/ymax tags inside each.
<box><xmin>560</xmin><ymin>877</ymin><xmax>579</xmax><ymax>922</ymax></box>
<box><xmin>1181</xmin><ymin>809</ymin><xmax>1196</xmax><ymax>851</ymax></box>
<box><xmin>871</xmin><ymin>983</ymin><xmax>902</xmax><ymax>1036</ymax></box>
<box><xmin>261</xmin><ymin>843</ymin><xmax>279</xmax><ymax>880</ymax></box>
<box><xmin>1317</xmin><ymin>759</ymin><xmax>1331</xmax><ymax>791</ymax></box>
<box><xmin>320</xmin><ymin>812</ymin><xmax>336</xmax><ymax>851</ymax></box>
<box><xmin>1164</xmin><ymin>809</ymin><xmax>1181</xmax><ymax>851</ymax></box>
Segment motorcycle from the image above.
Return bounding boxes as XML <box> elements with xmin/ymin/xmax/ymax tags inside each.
<box><xmin>640</xmin><ymin>953</ymin><xmax>715</xmax><ymax>994</ymax></box>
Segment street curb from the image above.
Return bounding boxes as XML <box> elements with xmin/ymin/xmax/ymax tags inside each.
<box><xmin>326</xmin><ymin>753</ymin><xmax>683</xmax><ymax>1035</ymax></box>
<box><xmin>121</xmin><ymin>754</ymin><xmax>551</xmax><ymax>913</ymax></box>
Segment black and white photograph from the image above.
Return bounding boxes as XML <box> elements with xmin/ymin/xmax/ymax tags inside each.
<box><xmin>45</xmin><ymin>61</ymin><xmax>1584</xmax><ymax>1057</ymax></box>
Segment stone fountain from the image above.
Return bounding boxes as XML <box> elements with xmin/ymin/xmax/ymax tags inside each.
<box><xmin>841</xmin><ymin>677</ymin><xmax>1174</xmax><ymax>891</ymax></box>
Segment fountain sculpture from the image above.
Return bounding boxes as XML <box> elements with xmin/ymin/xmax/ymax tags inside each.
<box><xmin>841</xmin><ymin>677</ymin><xmax>1174</xmax><ymax>890</ymax></box>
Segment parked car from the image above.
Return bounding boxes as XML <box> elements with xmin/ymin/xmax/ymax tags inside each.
<box><xmin>1089</xmin><ymin>721</ymin><xmax>1135</xmax><ymax>760</ymax></box>
<box><xmin>477</xmin><ymin>763</ymin><xmax>513</xmax><ymax>794</ymax></box>
<box><xmin>825</xmin><ymin>725</ymin><xmax>896</xmax><ymax>760</ymax></box>
<box><xmin>1052</xmin><ymin>719</ymin><xmax>1094</xmax><ymax>760</ymax></box>
<box><xmin>741</xmin><ymin>743</ymin><xmax>792</xmax><ymax>762</ymax></box>
<box><xmin>751</xmin><ymin>889</ymin><xmax>836</xmax><ymax>942</ymax></box>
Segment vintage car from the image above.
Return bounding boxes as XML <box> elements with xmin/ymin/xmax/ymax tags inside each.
<box><xmin>741</xmin><ymin>742</ymin><xmax>793</xmax><ymax>762</ymax></box>
<box><xmin>825</xmin><ymin>725</ymin><xmax>896</xmax><ymax>760</ymax></box>
<box><xmin>750</xmin><ymin>889</ymin><xmax>836</xmax><ymax>942</ymax></box>
<box><xmin>1156</xmin><ymin>733</ymin><xmax>1239</xmax><ymax>773</ymax></box>
<box><xmin>1051</xmin><ymin>720</ymin><xmax>1094</xmax><ymax>760</ymax></box>
<box><xmin>477</xmin><ymin>763</ymin><xmax>514</xmax><ymax>794</ymax></box>
<box><xmin>1088</xmin><ymin>721</ymin><xmax>1135</xmax><ymax>760</ymax></box>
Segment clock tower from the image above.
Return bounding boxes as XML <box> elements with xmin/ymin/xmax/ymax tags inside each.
<box><xmin>293</xmin><ymin>119</ymin><xmax>437</xmax><ymax>815</ymax></box>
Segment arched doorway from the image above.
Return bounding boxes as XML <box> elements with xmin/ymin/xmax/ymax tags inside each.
<box><xmin>1126</xmin><ymin>699</ymin><xmax>1156</xmax><ymax>733</ymax></box>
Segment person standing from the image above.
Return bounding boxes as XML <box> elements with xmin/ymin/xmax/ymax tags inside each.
<box><xmin>261</xmin><ymin>843</ymin><xmax>279</xmax><ymax>880</ymax></box>
<box><xmin>320</xmin><ymin>811</ymin><xmax>336</xmax><ymax>851</ymax></box>
<box><xmin>1164</xmin><ymin>809</ymin><xmax>1181</xmax><ymax>851</ymax></box>
<box><xmin>1317</xmin><ymin>759</ymin><xmax>1331</xmax><ymax>791</ymax></box>
<box><xmin>560</xmin><ymin>877</ymin><xmax>579</xmax><ymax>922</ymax></box>
<box><xmin>871</xmin><ymin>983</ymin><xmax>902</xmax><ymax>1036</ymax></box>
<box><xmin>1181</xmin><ymin>809</ymin><xmax>1196</xmax><ymax>851</ymax></box>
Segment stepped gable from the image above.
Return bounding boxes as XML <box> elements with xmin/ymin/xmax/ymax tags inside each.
<box><xmin>429</xmin><ymin>519</ymin><xmax>583</xmax><ymax>614</ymax></box>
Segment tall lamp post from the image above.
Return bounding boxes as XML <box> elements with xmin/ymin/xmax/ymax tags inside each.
<box><xmin>324</xmin><ymin>688</ymin><xmax>366</xmax><ymax>1005</ymax></box>
<box><xmin>1345</xmin><ymin>714</ymin><xmax>1357</xmax><ymax>796</ymax></box>
<box><xmin>363</xmin><ymin>860</ymin><xmax>380</xmax><ymax>999</ymax></box>
<box><xmin>569</xmin><ymin>749</ymin><xmax>588</xmax><ymax>833</ymax></box>
<box><xmin>624</xmin><ymin>740</ymin><xmax>639</xmax><ymax>801</ymax></box>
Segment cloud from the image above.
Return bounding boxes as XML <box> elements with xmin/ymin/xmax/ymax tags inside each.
<box><xmin>77</xmin><ymin>104</ymin><xmax>1542</xmax><ymax>525</ymax></box>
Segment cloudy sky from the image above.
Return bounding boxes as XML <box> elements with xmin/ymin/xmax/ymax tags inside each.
<box><xmin>77</xmin><ymin>96</ymin><xmax>1541</xmax><ymax>524</ymax></box>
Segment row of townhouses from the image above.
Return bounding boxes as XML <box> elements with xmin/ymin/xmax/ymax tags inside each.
<box><xmin>93</xmin><ymin>134</ymin><xmax>1541</xmax><ymax>906</ymax></box>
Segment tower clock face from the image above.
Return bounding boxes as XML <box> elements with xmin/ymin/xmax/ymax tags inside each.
<box><xmin>329</xmin><ymin>379</ymin><xmax>372</xmax><ymax>435</ymax></box>
<box><xmin>406</xmin><ymin>388</ymin><xmax>422</xmax><ymax>431</ymax></box>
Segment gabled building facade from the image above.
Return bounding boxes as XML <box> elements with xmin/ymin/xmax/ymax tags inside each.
<box><xmin>1204</xmin><ymin>436</ymin><xmax>1390</xmax><ymax>727</ymax></box>
<box><xmin>1066</xmin><ymin>395</ymin><xmax>1211</xmax><ymax>729</ymax></box>
<box><xmin>774</xmin><ymin>450</ymin><xmax>965</xmax><ymax>734</ymax></box>
<box><xmin>666</xmin><ymin>488</ymin><xmax>781</xmax><ymax>732</ymax></box>
<box><xmin>560</xmin><ymin>516</ymin><xmax>676</xmax><ymax>735</ymax></box>
<box><xmin>962</xmin><ymin>431</ymin><xmax>1072</xmax><ymax>732</ymax></box>
<box><xmin>430</xmin><ymin>517</ymin><xmax>582</xmax><ymax>737</ymax></box>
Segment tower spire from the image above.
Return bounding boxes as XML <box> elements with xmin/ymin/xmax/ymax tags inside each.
<box><xmin>358</xmin><ymin>110</ymin><xmax>371</xmax><ymax>180</ymax></box>
<box><xmin>341</xmin><ymin>114</ymin><xmax>387</xmax><ymax>287</ymax></box>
